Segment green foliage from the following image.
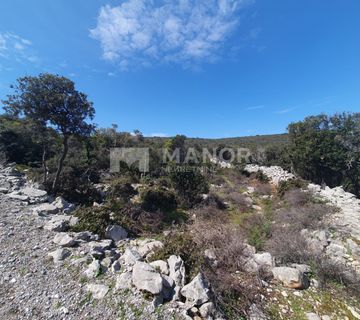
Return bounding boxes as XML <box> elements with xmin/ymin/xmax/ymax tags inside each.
<box><xmin>149</xmin><ymin>232</ymin><xmax>203</xmax><ymax>281</ymax></box>
<box><xmin>288</xmin><ymin>112</ymin><xmax>360</xmax><ymax>196</ymax></box>
<box><xmin>169</xmin><ymin>166</ymin><xmax>209</xmax><ymax>208</ymax></box>
<box><xmin>107</xmin><ymin>176</ymin><xmax>137</xmax><ymax>202</ymax></box>
<box><xmin>140</xmin><ymin>188</ymin><xmax>177</xmax><ymax>213</ymax></box>
<box><xmin>2</xmin><ymin>73</ymin><xmax>95</xmax><ymax>191</ymax></box>
<box><xmin>255</xmin><ymin>171</ymin><xmax>270</xmax><ymax>183</ymax></box>
<box><xmin>0</xmin><ymin>116</ymin><xmax>44</xmax><ymax>164</ymax></box>
<box><xmin>72</xmin><ymin>206</ymin><xmax>111</xmax><ymax>237</ymax></box>
<box><xmin>277</xmin><ymin>179</ymin><xmax>307</xmax><ymax>198</ymax></box>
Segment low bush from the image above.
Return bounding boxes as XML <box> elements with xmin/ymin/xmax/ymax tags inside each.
<box><xmin>255</xmin><ymin>171</ymin><xmax>270</xmax><ymax>183</ymax></box>
<box><xmin>191</xmin><ymin>215</ymin><xmax>264</xmax><ymax>318</ymax></box>
<box><xmin>149</xmin><ymin>231</ymin><xmax>202</xmax><ymax>281</ymax></box>
<box><xmin>255</xmin><ymin>183</ymin><xmax>272</xmax><ymax>196</ymax></box>
<box><xmin>283</xmin><ymin>188</ymin><xmax>311</xmax><ymax>206</ymax></box>
<box><xmin>315</xmin><ymin>257</ymin><xmax>360</xmax><ymax>294</ymax></box>
<box><xmin>107</xmin><ymin>176</ymin><xmax>137</xmax><ymax>202</ymax></box>
<box><xmin>241</xmin><ymin>213</ymin><xmax>271</xmax><ymax>251</ymax></box>
<box><xmin>169</xmin><ymin>166</ymin><xmax>209</xmax><ymax>208</ymax></box>
<box><xmin>265</xmin><ymin>228</ymin><xmax>310</xmax><ymax>264</ymax></box>
<box><xmin>140</xmin><ymin>188</ymin><xmax>177</xmax><ymax>213</ymax></box>
<box><xmin>277</xmin><ymin>178</ymin><xmax>307</xmax><ymax>198</ymax></box>
<box><xmin>48</xmin><ymin>167</ymin><xmax>102</xmax><ymax>205</ymax></box>
<box><xmin>71</xmin><ymin>206</ymin><xmax>110</xmax><ymax>237</ymax></box>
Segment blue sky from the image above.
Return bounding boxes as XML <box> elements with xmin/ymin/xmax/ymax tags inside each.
<box><xmin>0</xmin><ymin>0</ymin><xmax>359</xmax><ymax>138</ymax></box>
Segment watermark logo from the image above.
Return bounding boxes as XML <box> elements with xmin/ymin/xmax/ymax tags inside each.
<box><xmin>110</xmin><ymin>148</ymin><xmax>149</xmax><ymax>173</ymax></box>
<box><xmin>110</xmin><ymin>147</ymin><xmax>252</xmax><ymax>173</ymax></box>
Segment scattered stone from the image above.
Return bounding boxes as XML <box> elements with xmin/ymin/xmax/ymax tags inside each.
<box><xmin>105</xmin><ymin>224</ymin><xmax>128</xmax><ymax>242</ymax></box>
<box><xmin>119</xmin><ymin>247</ymin><xmax>142</xmax><ymax>266</ymax></box>
<box><xmin>168</xmin><ymin>255</ymin><xmax>186</xmax><ymax>300</ymax></box>
<box><xmin>53</xmin><ymin>233</ymin><xmax>76</xmax><ymax>247</ymax></box>
<box><xmin>48</xmin><ymin>248</ymin><xmax>71</xmax><ymax>263</ymax></box>
<box><xmin>111</xmin><ymin>260</ymin><xmax>121</xmax><ymax>273</ymax></box>
<box><xmin>132</xmin><ymin>262</ymin><xmax>164</xmax><ymax>295</ymax></box>
<box><xmin>115</xmin><ymin>271</ymin><xmax>133</xmax><ymax>291</ymax></box>
<box><xmin>180</xmin><ymin>273</ymin><xmax>210</xmax><ymax>307</ymax></box>
<box><xmin>86</xmin><ymin>284</ymin><xmax>109</xmax><ymax>299</ymax></box>
<box><xmin>253</xmin><ymin>252</ymin><xmax>274</xmax><ymax>269</ymax></box>
<box><xmin>43</xmin><ymin>215</ymin><xmax>70</xmax><ymax>232</ymax></box>
<box><xmin>137</xmin><ymin>240</ymin><xmax>164</xmax><ymax>258</ymax></box>
<box><xmin>199</xmin><ymin>302</ymin><xmax>216</xmax><ymax>318</ymax></box>
<box><xmin>149</xmin><ymin>260</ymin><xmax>169</xmax><ymax>275</ymax></box>
<box><xmin>33</xmin><ymin>203</ymin><xmax>59</xmax><ymax>215</ymax></box>
<box><xmin>272</xmin><ymin>267</ymin><xmax>309</xmax><ymax>289</ymax></box>
<box><xmin>305</xmin><ymin>313</ymin><xmax>321</xmax><ymax>320</ymax></box>
<box><xmin>84</xmin><ymin>259</ymin><xmax>101</xmax><ymax>278</ymax></box>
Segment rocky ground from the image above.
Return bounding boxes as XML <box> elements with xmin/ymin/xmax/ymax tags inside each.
<box><xmin>1</xmin><ymin>164</ymin><xmax>360</xmax><ymax>320</ymax></box>
<box><xmin>0</xmin><ymin>167</ymin><xmax>187</xmax><ymax>320</ymax></box>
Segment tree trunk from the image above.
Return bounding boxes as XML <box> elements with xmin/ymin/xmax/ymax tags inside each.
<box><xmin>52</xmin><ymin>135</ymin><xmax>69</xmax><ymax>192</ymax></box>
<box><xmin>42</xmin><ymin>144</ymin><xmax>48</xmax><ymax>184</ymax></box>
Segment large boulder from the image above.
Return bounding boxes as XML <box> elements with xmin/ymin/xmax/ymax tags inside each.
<box><xmin>132</xmin><ymin>262</ymin><xmax>164</xmax><ymax>295</ymax></box>
<box><xmin>150</xmin><ymin>260</ymin><xmax>169</xmax><ymax>275</ymax></box>
<box><xmin>272</xmin><ymin>267</ymin><xmax>309</xmax><ymax>289</ymax></box>
<box><xmin>105</xmin><ymin>224</ymin><xmax>128</xmax><ymax>242</ymax></box>
<box><xmin>168</xmin><ymin>255</ymin><xmax>186</xmax><ymax>301</ymax></box>
<box><xmin>180</xmin><ymin>273</ymin><xmax>211</xmax><ymax>307</ymax></box>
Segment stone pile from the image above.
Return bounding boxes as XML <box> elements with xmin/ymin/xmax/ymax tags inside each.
<box><xmin>244</xmin><ymin>164</ymin><xmax>295</xmax><ymax>185</ymax></box>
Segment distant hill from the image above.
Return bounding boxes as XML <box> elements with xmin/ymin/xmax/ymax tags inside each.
<box><xmin>147</xmin><ymin>133</ymin><xmax>289</xmax><ymax>149</ymax></box>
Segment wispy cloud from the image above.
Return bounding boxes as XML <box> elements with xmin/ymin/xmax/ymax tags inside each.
<box><xmin>0</xmin><ymin>32</ymin><xmax>39</xmax><ymax>64</ymax></box>
<box><xmin>245</xmin><ymin>104</ymin><xmax>264</xmax><ymax>110</ymax></box>
<box><xmin>90</xmin><ymin>0</ymin><xmax>254</xmax><ymax>70</ymax></box>
<box><xmin>275</xmin><ymin>107</ymin><xmax>297</xmax><ymax>114</ymax></box>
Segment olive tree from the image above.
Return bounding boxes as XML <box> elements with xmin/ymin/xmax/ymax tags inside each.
<box><xmin>2</xmin><ymin>73</ymin><xmax>95</xmax><ymax>191</ymax></box>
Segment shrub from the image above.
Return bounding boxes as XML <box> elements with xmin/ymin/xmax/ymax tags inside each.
<box><xmin>48</xmin><ymin>167</ymin><xmax>102</xmax><ymax>205</ymax></box>
<box><xmin>255</xmin><ymin>183</ymin><xmax>272</xmax><ymax>196</ymax></box>
<box><xmin>149</xmin><ymin>231</ymin><xmax>202</xmax><ymax>281</ymax></box>
<box><xmin>241</xmin><ymin>213</ymin><xmax>271</xmax><ymax>251</ymax></box>
<box><xmin>283</xmin><ymin>189</ymin><xmax>311</xmax><ymax>206</ymax></box>
<box><xmin>191</xmin><ymin>215</ymin><xmax>263</xmax><ymax>319</ymax></box>
<box><xmin>140</xmin><ymin>188</ymin><xmax>177</xmax><ymax>213</ymax></box>
<box><xmin>275</xmin><ymin>203</ymin><xmax>330</xmax><ymax>231</ymax></box>
<box><xmin>265</xmin><ymin>228</ymin><xmax>310</xmax><ymax>264</ymax></box>
<box><xmin>277</xmin><ymin>179</ymin><xmax>307</xmax><ymax>198</ymax></box>
<box><xmin>255</xmin><ymin>171</ymin><xmax>270</xmax><ymax>183</ymax></box>
<box><xmin>169</xmin><ymin>166</ymin><xmax>209</xmax><ymax>208</ymax></box>
<box><xmin>72</xmin><ymin>206</ymin><xmax>110</xmax><ymax>237</ymax></box>
<box><xmin>315</xmin><ymin>257</ymin><xmax>360</xmax><ymax>294</ymax></box>
<box><xmin>107</xmin><ymin>176</ymin><xmax>137</xmax><ymax>202</ymax></box>
<box><xmin>111</xmin><ymin>203</ymin><xmax>164</xmax><ymax>236</ymax></box>
<box><xmin>199</xmin><ymin>193</ymin><xmax>227</xmax><ymax>210</ymax></box>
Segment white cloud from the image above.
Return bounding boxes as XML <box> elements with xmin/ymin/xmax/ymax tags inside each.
<box><xmin>147</xmin><ymin>132</ymin><xmax>169</xmax><ymax>137</ymax></box>
<box><xmin>0</xmin><ymin>32</ymin><xmax>39</xmax><ymax>63</ymax></box>
<box><xmin>90</xmin><ymin>0</ymin><xmax>253</xmax><ymax>69</ymax></box>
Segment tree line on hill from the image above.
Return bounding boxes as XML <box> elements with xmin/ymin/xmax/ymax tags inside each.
<box><xmin>0</xmin><ymin>73</ymin><xmax>359</xmax><ymax>199</ymax></box>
